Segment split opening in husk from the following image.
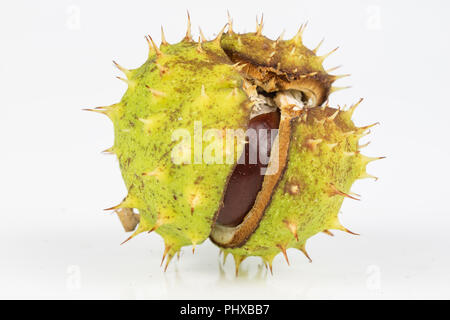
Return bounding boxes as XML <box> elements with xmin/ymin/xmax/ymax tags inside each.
<box><xmin>211</xmin><ymin>81</ymin><xmax>319</xmax><ymax>248</ymax></box>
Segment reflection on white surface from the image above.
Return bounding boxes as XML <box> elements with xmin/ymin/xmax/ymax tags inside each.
<box><xmin>1</xmin><ymin>208</ymin><xmax>449</xmax><ymax>299</ymax></box>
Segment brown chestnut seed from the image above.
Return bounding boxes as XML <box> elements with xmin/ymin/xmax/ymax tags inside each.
<box><xmin>211</xmin><ymin>90</ymin><xmax>304</xmax><ymax>248</ymax></box>
<box><xmin>216</xmin><ymin>111</ymin><xmax>280</xmax><ymax>227</ymax></box>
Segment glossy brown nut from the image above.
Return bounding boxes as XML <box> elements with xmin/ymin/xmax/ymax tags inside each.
<box><xmin>216</xmin><ymin>111</ymin><xmax>280</xmax><ymax>227</ymax></box>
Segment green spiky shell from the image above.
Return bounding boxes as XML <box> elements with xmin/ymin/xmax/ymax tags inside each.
<box><xmin>107</xmin><ymin>38</ymin><xmax>251</xmax><ymax>265</ymax></box>
<box><xmin>92</xmin><ymin>20</ymin><xmax>381</xmax><ymax>273</ymax></box>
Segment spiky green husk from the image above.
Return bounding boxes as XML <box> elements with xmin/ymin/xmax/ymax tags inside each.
<box><xmin>107</xmin><ymin>39</ymin><xmax>251</xmax><ymax>265</ymax></box>
<box><xmin>220</xmin><ymin>27</ymin><xmax>340</xmax><ymax>105</ymax></box>
<box><xmin>220</xmin><ymin>31</ymin><xmax>328</xmax><ymax>79</ymax></box>
<box><xmin>91</xmin><ymin>18</ymin><xmax>381</xmax><ymax>274</ymax></box>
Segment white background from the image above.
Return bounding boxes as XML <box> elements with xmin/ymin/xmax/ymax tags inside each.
<box><xmin>1</xmin><ymin>0</ymin><xmax>449</xmax><ymax>299</ymax></box>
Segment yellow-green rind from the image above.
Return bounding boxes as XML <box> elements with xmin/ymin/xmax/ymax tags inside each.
<box><xmin>107</xmin><ymin>38</ymin><xmax>251</xmax><ymax>261</ymax></box>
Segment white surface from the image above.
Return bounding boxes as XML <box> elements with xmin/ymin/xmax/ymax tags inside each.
<box><xmin>1</xmin><ymin>0</ymin><xmax>450</xmax><ymax>299</ymax></box>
